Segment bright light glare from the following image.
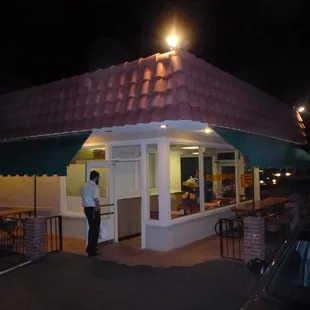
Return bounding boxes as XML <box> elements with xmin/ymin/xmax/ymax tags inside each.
<box><xmin>181</xmin><ymin>146</ymin><xmax>199</xmax><ymax>150</ymax></box>
<box><xmin>286</xmin><ymin>172</ymin><xmax>292</xmax><ymax>176</ymax></box>
<box><xmin>298</xmin><ymin>106</ymin><xmax>305</xmax><ymax>113</ymax></box>
<box><xmin>192</xmin><ymin>152</ymin><xmax>199</xmax><ymax>155</ymax></box>
<box><xmin>275</xmin><ymin>173</ymin><xmax>281</xmax><ymax>177</ymax></box>
<box><xmin>167</xmin><ymin>36</ymin><xmax>179</xmax><ymax>48</ymax></box>
<box><xmin>260</xmin><ymin>180</ymin><xmax>264</xmax><ymax>184</ymax></box>
<box><xmin>159</xmin><ymin>124</ymin><xmax>168</xmax><ymax>129</ymax></box>
<box><xmin>204</xmin><ymin>128</ymin><xmax>212</xmax><ymax>134</ymax></box>
<box><xmin>272</xmin><ymin>179</ymin><xmax>277</xmax><ymax>184</ymax></box>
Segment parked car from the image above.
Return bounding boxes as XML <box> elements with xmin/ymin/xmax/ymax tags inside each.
<box><xmin>241</xmin><ymin>217</ymin><xmax>310</xmax><ymax>310</ymax></box>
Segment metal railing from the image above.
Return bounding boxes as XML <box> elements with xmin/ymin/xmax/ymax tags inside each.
<box><xmin>0</xmin><ymin>217</ymin><xmax>25</xmax><ymax>257</ymax></box>
<box><xmin>45</xmin><ymin>215</ymin><xmax>63</xmax><ymax>254</ymax></box>
<box><xmin>264</xmin><ymin>211</ymin><xmax>291</xmax><ymax>261</ymax></box>
<box><xmin>218</xmin><ymin>218</ymin><xmax>244</xmax><ymax>261</ymax></box>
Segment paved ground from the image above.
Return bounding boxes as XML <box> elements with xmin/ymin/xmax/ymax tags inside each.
<box><xmin>62</xmin><ymin>235</ymin><xmax>238</xmax><ymax>266</ymax></box>
<box><xmin>0</xmin><ymin>251</ymin><xmax>26</xmax><ymax>272</ymax></box>
<box><xmin>0</xmin><ymin>253</ymin><xmax>256</xmax><ymax>310</ymax></box>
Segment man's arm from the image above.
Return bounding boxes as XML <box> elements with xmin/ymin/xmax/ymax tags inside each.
<box><xmin>93</xmin><ymin>187</ymin><xmax>101</xmax><ymax>211</ymax></box>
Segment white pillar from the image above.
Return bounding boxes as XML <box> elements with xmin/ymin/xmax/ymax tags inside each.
<box><xmin>238</xmin><ymin>154</ymin><xmax>245</xmax><ymax>196</ymax></box>
<box><xmin>234</xmin><ymin>151</ymin><xmax>240</xmax><ymax>204</ymax></box>
<box><xmin>158</xmin><ymin>139</ymin><xmax>171</xmax><ymax>225</ymax></box>
<box><xmin>212</xmin><ymin>155</ymin><xmax>220</xmax><ymax>199</ymax></box>
<box><xmin>105</xmin><ymin>143</ymin><xmax>119</xmax><ymax>243</ymax></box>
<box><xmin>140</xmin><ymin>143</ymin><xmax>147</xmax><ymax>249</ymax></box>
<box><xmin>199</xmin><ymin>147</ymin><xmax>205</xmax><ymax>212</ymax></box>
<box><xmin>253</xmin><ymin>167</ymin><xmax>261</xmax><ymax>201</ymax></box>
<box><xmin>59</xmin><ymin>177</ymin><xmax>66</xmax><ymax>215</ymax></box>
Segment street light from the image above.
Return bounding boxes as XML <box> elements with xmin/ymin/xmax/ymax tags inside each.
<box><xmin>167</xmin><ymin>35</ymin><xmax>180</xmax><ymax>50</ymax></box>
<box><xmin>298</xmin><ymin>106</ymin><xmax>305</xmax><ymax>113</ymax></box>
<box><xmin>166</xmin><ymin>34</ymin><xmax>191</xmax><ymax>51</ymax></box>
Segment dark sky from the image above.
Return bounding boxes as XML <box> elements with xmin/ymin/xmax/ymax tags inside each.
<box><xmin>0</xmin><ymin>0</ymin><xmax>309</xmax><ymax>105</ymax></box>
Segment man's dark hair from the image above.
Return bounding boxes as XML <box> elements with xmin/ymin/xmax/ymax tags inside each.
<box><xmin>90</xmin><ymin>170</ymin><xmax>100</xmax><ymax>181</ymax></box>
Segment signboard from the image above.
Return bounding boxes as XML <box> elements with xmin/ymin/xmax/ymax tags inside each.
<box><xmin>241</xmin><ymin>173</ymin><xmax>253</xmax><ymax>188</ymax></box>
<box><xmin>206</xmin><ymin>173</ymin><xmax>235</xmax><ymax>181</ymax></box>
<box><xmin>205</xmin><ymin>173</ymin><xmax>253</xmax><ymax>188</ymax></box>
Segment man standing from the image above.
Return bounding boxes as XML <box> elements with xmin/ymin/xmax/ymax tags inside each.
<box><xmin>82</xmin><ymin>170</ymin><xmax>101</xmax><ymax>257</ymax></box>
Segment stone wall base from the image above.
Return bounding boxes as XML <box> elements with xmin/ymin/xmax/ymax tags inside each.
<box><xmin>244</xmin><ymin>217</ymin><xmax>265</xmax><ymax>262</ymax></box>
<box><xmin>25</xmin><ymin>217</ymin><xmax>46</xmax><ymax>261</ymax></box>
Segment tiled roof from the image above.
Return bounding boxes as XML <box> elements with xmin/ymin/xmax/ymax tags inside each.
<box><xmin>0</xmin><ymin>50</ymin><xmax>305</xmax><ymax>143</ymax></box>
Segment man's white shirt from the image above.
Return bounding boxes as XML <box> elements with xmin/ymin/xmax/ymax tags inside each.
<box><xmin>81</xmin><ymin>180</ymin><xmax>100</xmax><ymax>207</ymax></box>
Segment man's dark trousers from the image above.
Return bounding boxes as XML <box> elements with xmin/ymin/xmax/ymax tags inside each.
<box><xmin>84</xmin><ymin>207</ymin><xmax>100</xmax><ymax>254</ymax></box>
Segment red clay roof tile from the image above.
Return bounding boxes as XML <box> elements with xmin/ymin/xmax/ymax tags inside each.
<box><xmin>0</xmin><ymin>50</ymin><xmax>305</xmax><ymax>143</ymax></box>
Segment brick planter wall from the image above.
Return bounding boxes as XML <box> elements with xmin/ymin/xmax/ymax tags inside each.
<box><xmin>244</xmin><ymin>217</ymin><xmax>265</xmax><ymax>262</ymax></box>
<box><xmin>25</xmin><ymin>217</ymin><xmax>46</xmax><ymax>261</ymax></box>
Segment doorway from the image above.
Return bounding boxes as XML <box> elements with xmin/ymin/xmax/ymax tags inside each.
<box><xmin>86</xmin><ymin>161</ymin><xmax>115</xmax><ymax>243</ymax></box>
<box><xmin>86</xmin><ymin>159</ymin><xmax>142</xmax><ymax>248</ymax></box>
<box><xmin>113</xmin><ymin>160</ymin><xmax>142</xmax><ymax>249</ymax></box>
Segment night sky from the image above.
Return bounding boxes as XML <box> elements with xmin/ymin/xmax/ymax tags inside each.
<box><xmin>0</xmin><ymin>0</ymin><xmax>309</xmax><ymax>106</ymax></box>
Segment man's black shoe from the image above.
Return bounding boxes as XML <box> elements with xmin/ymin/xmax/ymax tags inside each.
<box><xmin>88</xmin><ymin>252</ymin><xmax>101</xmax><ymax>257</ymax></box>
<box><xmin>86</xmin><ymin>248</ymin><xmax>99</xmax><ymax>253</ymax></box>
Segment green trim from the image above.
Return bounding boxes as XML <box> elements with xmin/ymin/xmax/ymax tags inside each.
<box><xmin>213</xmin><ymin>127</ymin><xmax>310</xmax><ymax>168</ymax></box>
<box><xmin>0</xmin><ymin>132</ymin><xmax>91</xmax><ymax>176</ymax></box>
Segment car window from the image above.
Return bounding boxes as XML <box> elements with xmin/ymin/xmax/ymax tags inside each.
<box><xmin>268</xmin><ymin>230</ymin><xmax>310</xmax><ymax>305</ymax></box>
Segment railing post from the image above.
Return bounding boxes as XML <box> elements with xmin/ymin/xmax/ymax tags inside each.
<box><xmin>58</xmin><ymin>215</ymin><xmax>63</xmax><ymax>251</ymax></box>
<box><xmin>219</xmin><ymin>219</ymin><xmax>223</xmax><ymax>257</ymax></box>
<box><xmin>25</xmin><ymin>217</ymin><xmax>46</xmax><ymax>261</ymax></box>
<box><xmin>244</xmin><ymin>216</ymin><xmax>265</xmax><ymax>262</ymax></box>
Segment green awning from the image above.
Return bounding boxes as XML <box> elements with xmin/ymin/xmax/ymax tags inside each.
<box><xmin>213</xmin><ymin>127</ymin><xmax>310</xmax><ymax>169</ymax></box>
<box><xmin>0</xmin><ymin>132</ymin><xmax>91</xmax><ymax>176</ymax></box>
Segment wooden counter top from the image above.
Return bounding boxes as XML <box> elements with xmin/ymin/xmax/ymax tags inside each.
<box><xmin>231</xmin><ymin>197</ymin><xmax>288</xmax><ymax>214</ymax></box>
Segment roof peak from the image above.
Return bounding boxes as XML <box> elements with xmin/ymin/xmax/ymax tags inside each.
<box><xmin>0</xmin><ymin>50</ymin><xmax>197</xmax><ymax>99</ymax></box>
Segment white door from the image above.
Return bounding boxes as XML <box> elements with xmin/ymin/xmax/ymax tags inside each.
<box><xmin>85</xmin><ymin>161</ymin><xmax>116</xmax><ymax>244</ymax></box>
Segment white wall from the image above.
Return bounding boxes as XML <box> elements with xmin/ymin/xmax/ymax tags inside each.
<box><xmin>114</xmin><ymin>161</ymin><xmax>141</xmax><ymax>199</ymax></box>
<box><xmin>0</xmin><ymin>175</ymin><xmax>60</xmax><ymax>214</ymax></box>
<box><xmin>147</xmin><ymin>147</ymin><xmax>182</xmax><ymax>195</ymax></box>
<box><xmin>62</xmin><ymin>216</ymin><xmax>86</xmax><ymax>239</ymax></box>
<box><xmin>146</xmin><ymin>208</ymin><xmax>233</xmax><ymax>251</ymax></box>
<box><xmin>66</xmin><ymin>164</ymin><xmax>85</xmax><ymax>197</ymax></box>
<box><xmin>169</xmin><ymin>149</ymin><xmax>182</xmax><ymax>193</ymax></box>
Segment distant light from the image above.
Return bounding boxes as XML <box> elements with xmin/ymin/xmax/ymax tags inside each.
<box><xmin>192</xmin><ymin>152</ymin><xmax>199</xmax><ymax>155</ymax></box>
<box><xmin>159</xmin><ymin>124</ymin><xmax>168</xmax><ymax>129</ymax></box>
<box><xmin>182</xmin><ymin>146</ymin><xmax>199</xmax><ymax>150</ymax></box>
<box><xmin>267</xmin><ymin>177</ymin><xmax>269</xmax><ymax>180</ymax></box>
<box><xmin>286</xmin><ymin>172</ymin><xmax>292</xmax><ymax>177</ymax></box>
<box><xmin>203</xmin><ymin>128</ymin><xmax>213</xmax><ymax>134</ymax></box>
<box><xmin>272</xmin><ymin>179</ymin><xmax>277</xmax><ymax>184</ymax></box>
<box><xmin>275</xmin><ymin>173</ymin><xmax>281</xmax><ymax>177</ymax></box>
<box><xmin>167</xmin><ymin>36</ymin><xmax>180</xmax><ymax>49</ymax></box>
<box><xmin>298</xmin><ymin>106</ymin><xmax>305</xmax><ymax>113</ymax></box>
<box><xmin>260</xmin><ymin>180</ymin><xmax>264</xmax><ymax>184</ymax></box>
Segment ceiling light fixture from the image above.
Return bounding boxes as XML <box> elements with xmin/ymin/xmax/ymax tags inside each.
<box><xmin>181</xmin><ymin>146</ymin><xmax>199</xmax><ymax>150</ymax></box>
